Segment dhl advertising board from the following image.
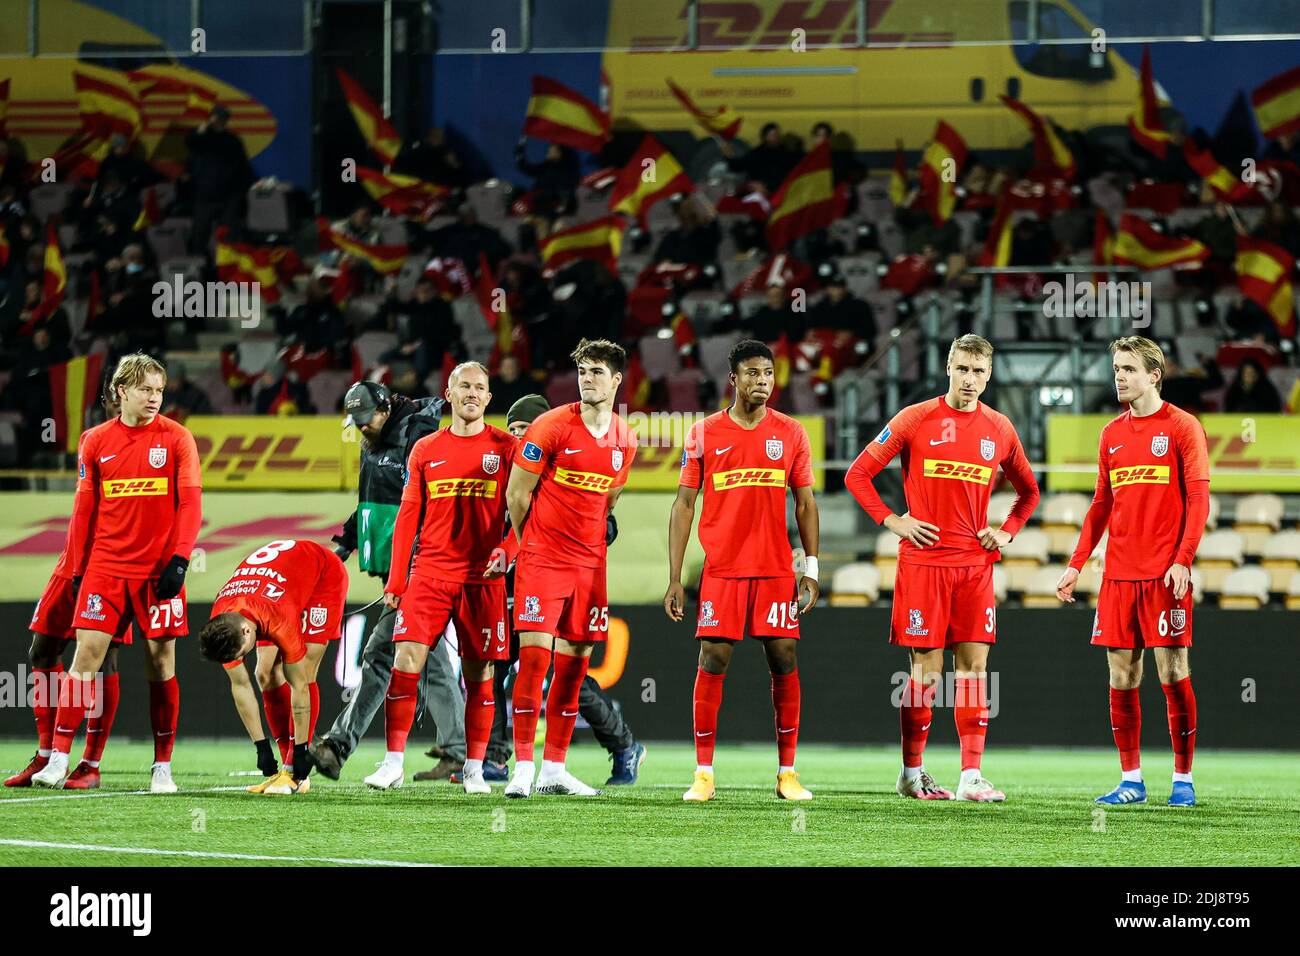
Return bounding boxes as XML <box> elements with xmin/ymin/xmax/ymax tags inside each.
<box><xmin>1048</xmin><ymin>414</ymin><xmax>1300</xmax><ymax>492</ymax></box>
<box><xmin>186</xmin><ymin>415</ymin><xmax>825</xmax><ymax>492</ymax></box>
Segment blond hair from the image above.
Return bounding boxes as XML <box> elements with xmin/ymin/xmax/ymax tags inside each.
<box><xmin>947</xmin><ymin>334</ymin><xmax>994</xmax><ymax>364</ymax></box>
<box><xmin>110</xmin><ymin>352</ymin><xmax>166</xmax><ymax>404</ymax></box>
<box><xmin>1110</xmin><ymin>336</ymin><xmax>1165</xmax><ymax>393</ymax></box>
<box><xmin>448</xmin><ymin>361</ymin><xmax>490</xmax><ymax>388</ymax></box>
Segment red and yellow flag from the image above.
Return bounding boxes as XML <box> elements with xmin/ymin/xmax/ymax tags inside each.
<box><xmin>49</xmin><ymin>353</ymin><xmax>106</xmax><ymax>453</ymax></box>
<box><xmin>980</xmin><ymin>192</ymin><xmax>1014</xmax><ymax>268</ymax></box>
<box><xmin>1112</xmin><ymin>214</ymin><xmax>1208</xmax><ymax>270</ymax></box>
<box><xmin>1000</xmin><ymin>95</ymin><xmax>1075</xmax><ymax>180</ymax></box>
<box><xmin>539</xmin><ymin>215</ymin><xmax>625</xmax><ymax>274</ymax></box>
<box><xmin>918</xmin><ymin>121</ymin><xmax>967</xmax><ymax>227</ymax></box>
<box><xmin>767</xmin><ymin>141</ymin><xmax>842</xmax><ymax>251</ymax></box>
<box><xmin>476</xmin><ymin>252</ymin><xmax>529</xmax><ymax>370</ymax></box>
<box><xmin>1128</xmin><ymin>46</ymin><xmax>1171</xmax><ymax>159</ymax></box>
<box><xmin>73</xmin><ymin>69</ymin><xmax>142</xmax><ymax>142</ymax></box>
<box><xmin>622</xmin><ymin>353</ymin><xmax>652</xmax><ymax>411</ymax></box>
<box><xmin>665</xmin><ymin>78</ymin><xmax>742</xmax><ymax>140</ymax></box>
<box><xmin>524</xmin><ymin>76</ymin><xmax>610</xmax><ymax>154</ymax></box>
<box><xmin>607</xmin><ymin>134</ymin><xmax>693</xmax><ymax>227</ymax></box>
<box><xmin>132</xmin><ymin>184</ymin><xmax>163</xmax><ymax>232</ymax></box>
<box><xmin>1182</xmin><ymin>138</ymin><xmax>1253</xmax><ymax>202</ymax></box>
<box><xmin>215</xmin><ymin>228</ymin><xmax>282</xmax><ymax>303</ymax></box>
<box><xmin>336</xmin><ymin>67</ymin><xmax>402</xmax><ymax>167</ymax></box>
<box><xmin>35</xmin><ymin>224</ymin><xmax>67</xmax><ymax>321</ymax></box>
<box><xmin>357</xmin><ymin>167</ymin><xmax>447</xmax><ymax>217</ymax></box>
<box><xmin>1236</xmin><ymin>236</ymin><xmax>1296</xmax><ymax>337</ymax></box>
<box><xmin>888</xmin><ymin>141</ymin><xmax>908</xmax><ymax>207</ymax></box>
<box><xmin>1252</xmin><ymin>65</ymin><xmax>1300</xmax><ymax>141</ymax></box>
<box><xmin>315</xmin><ymin>218</ymin><xmax>409</xmax><ymax>274</ymax></box>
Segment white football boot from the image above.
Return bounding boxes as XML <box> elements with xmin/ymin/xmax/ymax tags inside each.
<box><xmin>364</xmin><ymin>756</ymin><xmax>405</xmax><ymax>790</ymax></box>
<box><xmin>150</xmin><ymin>762</ymin><xmax>178</xmax><ymax>794</ymax></box>
<box><xmin>535</xmin><ymin>767</ymin><xmax>602</xmax><ymax>797</ymax></box>
<box><xmin>504</xmin><ymin>760</ymin><xmax>535</xmax><ymax>799</ymax></box>
<box><xmin>31</xmin><ymin>751</ymin><xmax>70</xmax><ymax>789</ymax></box>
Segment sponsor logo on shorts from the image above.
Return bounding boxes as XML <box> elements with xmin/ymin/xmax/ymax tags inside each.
<box><xmin>554</xmin><ymin>468</ymin><xmax>614</xmax><ymax>493</ymax></box>
<box><xmin>765</xmin><ymin>439</ymin><xmax>784</xmax><ymax>461</ymax></box>
<box><xmin>980</xmin><ymin>438</ymin><xmax>996</xmax><ymax>461</ymax></box>
<box><xmin>102</xmin><ymin>477</ymin><xmax>169</xmax><ymax>498</ymax></box>
<box><xmin>522</xmin><ymin>441</ymin><xmax>543</xmax><ymax>463</ymax></box>
<box><xmin>82</xmin><ymin>593</ymin><xmax>106</xmax><ymax>622</ymax></box>
<box><xmin>904</xmin><ymin>608</ymin><xmax>929</xmax><ymax>637</ymax></box>
<box><xmin>148</xmin><ymin>447</ymin><xmax>168</xmax><ymax>468</ymax></box>
<box><xmin>1109</xmin><ymin>465</ymin><xmax>1171</xmax><ymax>487</ymax></box>
<box><xmin>922</xmin><ymin>459</ymin><xmax>992</xmax><ymax>485</ymax></box>
<box><xmin>1151</xmin><ymin>435</ymin><xmax>1169</xmax><ymax>457</ymax></box>
<box><xmin>518</xmin><ymin>595</ymin><xmax>545</xmax><ymax>623</ymax></box>
<box><xmin>697</xmin><ymin>600</ymin><xmax>719</xmax><ymax>628</ymax></box>
<box><xmin>428</xmin><ymin>477</ymin><xmax>498</xmax><ymax>499</ymax></box>
<box><xmin>711</xmin><ymin>467</ymin><xmax>785</xmax><ymax>491</ymax></box>
<box><xmin>482</xmin><ymin>453</ymin><xmax>501</xmax><ymax>475</ymax></box>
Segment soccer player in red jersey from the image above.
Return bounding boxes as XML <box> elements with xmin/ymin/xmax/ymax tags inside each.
<box><xmin>34</xmin><ymin>354</ymin><xmax>202</xmax><ymax>792</ymax></box>
<box><xmin>198</xmin><ymin>537</ymin><xmax>349</xmax><ymax>795</ymax></box>
<box><xmin>366</xmin><ymin>361</ymin><xmax>516</xmax><ymax>795</ymax></box>
<box><xmin>5</xmin><ymin>533</ymin><xmax>123</xmax><ymax>790</ymax></box>
<box><xmin>845</xmin><ymin>334</ymin><xmax>1039</xmax><ymax>802</ymax></box>
<box><xmin>1056</xmin><ymin>336</ymin><xmax>1208</xmax><ymax>808</ymax></box>
<box><xmin>503</xmin><ymin>339</ymin><xmax>637</xmax><ymax>798</ymax></box>
<box><xmin>665</xmin><ymin>339</ymin><xmax>821</xmax><ymax>803</ymax></box>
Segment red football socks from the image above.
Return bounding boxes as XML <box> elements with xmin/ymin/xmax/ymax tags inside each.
<box><xmin>512</xmin><ymin>645</ymin><xmax>550</xmax><ymax>763</ymax></box>
<box><xmin>383</xmin><ymin>669</ymin><xmax>421</xmax><ymax>753</ymax></box>
<box><xmin>771</xmin><ymin>669</ymin><xmax>801</xmax><ymax>767</ymax></box>
<box><xmin>51</xmin><ymin>674</ymin><xmax>97</xmax><ymax>754</ymax></box>
<box><xmin>83</xmin><ymin>672</ymin><xmax>120</xmax><ymax>763</ymax></box>
<box><xmin>899</xmin><ymin>678</ymin><xmax>935</xmax><ymax>769</ymax></box>
<box><xmin>465</xmin><ymin>678</ymin><xmax>495</xmax><ymax>762</ymax></box>
<box><xmin>543</xmin><ymin>653</ymin><xmax>589</xmax><ymax>763</ymax></box>
<box><xmin>263</xmin><ymin>681</ymin><xmax>293</xmax><ymax>764</ymax></box>
<box><xmin>1109</xmin><ymin>686</ymin><xmax>1142</xmax><ymax>772</ymax></box>
<box><xmin>308</xmin><ymin>680</ymin><xmax>320</xmax><ymax>742</ymax></box>
<box><xmin>1162</xmin><ymin>676</ymin><xmax>1197</xmax><ymax>774</ymax></box>
<box><xmin>954</xmin><ymin>675</ymin><xmax>989</xmax><ymax>772</ymax></box>
<box><xmin>32</xmin><ymin>665</ymin><xmax>62</xmax><ymax>752</ymax></box>
<box><xmin>692</xmin><ymin>669</ymin><xmax>725</xmax><ymax>766</ymax></box>
<box><xmin>148</xmin><ymin>676</ymin><xmax>180</xmax><ymax>762</ymax></box>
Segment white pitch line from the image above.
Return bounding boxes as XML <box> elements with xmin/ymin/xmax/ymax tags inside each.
<box><xmin>0</xmin><ymin>785</ymin><xmax>250</xmax><ymax>805</ymax></box>
<box><xmin>0</xmin><ymin>839</ymin><xmax>444</xmax><ymax>867</ymax></box>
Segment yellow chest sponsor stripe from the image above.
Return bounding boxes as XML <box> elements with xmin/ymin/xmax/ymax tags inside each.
<box><xmin>922</xmin><ymin>459</ymin><xmax>993</xmax><ymax>484</ymax></box>
<box><xmin>711</xmin><ymin>467</ymin><xmax>786</xmax><ymax>490</ymax></box>
<box><xmin>1109</xmin><ymin>465</ymin><xmax>1171</xmax><ymax>487</ymax></box>
<box><xmin>427</xmin><ymin>478</ymin><xmax>498</xmax><ymax>499</ymax></box>
<box><xmin>554</xmin><ymin>467</ymin><xmax>615</xmax><ymax>493</ymax></box>
<box><xmin>102</xmin><ymin>477</ymin><xmax>169</xmax><ymax>498</ymax></box>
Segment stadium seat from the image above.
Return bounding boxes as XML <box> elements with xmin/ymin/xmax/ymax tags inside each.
<box><xmin>1023</xmin><ymin>566</ymin><xmax>1068</xmax><ymax>608</ymax></box>
<box><xmin>787</xmin><ymin>371</ymin><xmax>821</xmax><ymax>414</ymax></box>
<box><xmin>351</xmin><ymin>331</ymin><xmax>398</xmax><ymax>376</ymax></box>
<box><xmin>344</xmin><ymin>293</ymin><xmax>385</xmax><ymax>329</ymax></box>
<box><xmin>1000</xmin><ymin>529</ymin><xmax>1049</xmax><ymax>594</ymax></box>
<box><xmin>545</xmin><ymin>373</ymin><xmax>580</xmax><ymax>407</ymax></box>
<box><xmin>306</xmin><ymin>370</ymin><xmax>354</xmax><ymax>416</ymax></box>
<box><xmin>1218</xmin><ymin>567</ymin><xmax>1270</xmax><ymax>609</ymax></box>
<box><xmin>987</xmin><ymin>491</ymin><xmax>1017</xmax><ymax>528</ymax></box>
<box><xmin>874</xmin><ymin>531</ymin><xmax>900</xmax><ymax>592</ymax></box>
<box><xmin>373</xmin><ymin>215</ymin><xmax>408</xmax><ymax>247</ymax></box>
<box><xmin>147</xmin><ymin>224</ymin><xmax>189</xmax><ymax>265</ymax></box>
<box><xmin>991</xmin><ymin>565</ymin><xmax>1008</xmax><ymax>603</ymax></box>
<box><xmin>1260</xmin><ymin>530</ymin><xmax>1300</xmax><ymax>593</ymax></box>
<box><xmin>1286</xmin><ymin>571</ymin><xmax>1300</xmax><ymax>610</ymax></box>
<box><xmin>159</xmin><ymin>256</ymin><xmax>205</xmax><ymax>284</ymax></box>
<box><xmin>829</xmin><ymin>562</ymin><xmax>880</xmax><ymax>606</ymax></box>
<box><xmin>698</xmin><ymin>333</ymin><xmax>743</xmax><ymax>385</ymax></box>
<box><xmin>1232</xmin><ymin>493</ymin><xmax>1284</xmax><ymax>557</ymax></box>
<box><xmin>1190</xmin><ymin>567</ymin><xmax>1205</xmax><ymax>606</ymax></box>
<box><xmin>1040</xmin><ymin>492</ymin><xmax>1090</xmax><ymax>557</ymax></box>
<box><xmin>395</xmin><ymin>257</ymin><xmax>426</xmax><ymax>299</ymax></box>
<box><xmin>665</xmin><ymin>369</ymin><xmax>706</xmax><ymax>411</ymax></box>
<box><xmin>466</xmin><ymin>180</ymin><xmax>511</xmax><ymax>223</ymax></box>
<box><xmin>1072</xmin><ymin>559</ymin><xmax>1102</xmax><ymax>607</ymax></box>
<box><xmin>1206</xmin><ymin>493</ymin><xmax>1220</xmax><ymax>531</ymax></box>
<box><xmin>29</xmin><ymin>183</ymin><xmax>72</xmax><ymax>224</ymax></box>
<box><xmin>246</xmin><ymin>182</ymin><xmax>294</xmax><ymax>234</ymax></box>
<box><xmin>638</xmin><ymin>333</ymin><xmax>682</xmax><ymax>380</ymax></box>
<box><xmin>680</xmin><ymin>290</ymin><xmax>729</xmax><ymax>328</ymax></box>
<box><xmin>1195</xmin><ymin>529</ymin><xmax>1245</xmax><ymax>595</ymax></box>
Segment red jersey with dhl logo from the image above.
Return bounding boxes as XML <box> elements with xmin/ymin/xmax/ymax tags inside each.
<box><xmin>1068</xmin><ymin>401</ymin><xmax>1210</xmax><ymax>580</ymax></box>
<box><xmin>679</xmin><ymin>408</ymin><xmax>813</xmax><ymax>578</ymax></box>
<box><xmin>513</xmin><ymin>403</ymin><xmax>637</xmax><ymax>569</ymax></box>
<box><xmin>386</xmin><ymin>423</ymin><xmax>517</xmax><ymax>591</ymax></box>
<box><xmin>72</xmin><ymin>414</ymin><xmax>203</xmax><ymax>577</ymax></box>
<box><xmin>845</xmin><ymin>396</ymin><xmax>1040</xmax><ymax>567</ymax></box>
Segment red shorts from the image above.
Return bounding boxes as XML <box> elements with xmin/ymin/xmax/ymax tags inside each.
<box><xmin>31</xmin><ymin>574</ymin><xmax>132</xmax><ymax>643</ymax></box>
<box><xmin>302</xmin><ymin>554</ymin><xmax>349</xmax><ymax>646</ymax></box>
<box><xmin>393</xmin><ymin>577</ymin><xmax>509</xmax><ymax>661</ymax></box>
<box><xmin>1092</xmin><ymin>578</ymin><xmax>1193</xmax><ymax>649</ymax></box>
<box><xmin>513</xmin><ymin>552</ymin><xmax>609</xmax><ymax>643</ymax></box>
<box><xmin>890</xmin><ymin>562</ymin><xmax>997</xmax><ymax>649</ymax></box>
<box><xmin>72</xmin><ymin>571</ymin><xmax>188</xmax><ymax>640</ymax></box>
<box><xmin>695</xmin><ymin>572</ymin><xmax>801</xmax><ymax>641</ymax></box>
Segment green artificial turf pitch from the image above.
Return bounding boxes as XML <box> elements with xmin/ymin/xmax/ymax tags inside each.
<box><xmin>1</xmin><ymin>741</ymin><xmax>1295</xmax><ymax>866</ymax></box>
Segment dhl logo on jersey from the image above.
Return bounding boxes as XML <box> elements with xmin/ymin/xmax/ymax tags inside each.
<box><xmin>922</xmin><ymin>459</ymin><xmax>993</xmax><ymax>485</ymax></box>
<box><xmin>712</xmin><ymin>468</ymin><xmax>786</xmax><ymax>491</ymax></box>
<box><xmin>554</xmin><ymin>468</ymin><xmax>615</xmax><ymax>493</ymax></box>
<box><xmin>1110</xmin><ymin>465</ymin><xmax>1171</xmax><ymax>488</ymax></box>
<box><xmin>102</xmin><ymin>477</ymin><xmax>169</xmax><ymax>498</ymax></box>
<box><xmin>428</xmin><ymin>478</ymin><xmax>498</xmax><ymax>499</ymax></box>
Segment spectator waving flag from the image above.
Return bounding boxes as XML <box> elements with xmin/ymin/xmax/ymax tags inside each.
<box><xmin>475</xmin><ymin>252</ymin><xmax>529</xmax><ymax>369</ymax></box>
<box><xmin>1000</xmin><ymin>95</ymin><xmax>1076</xmax><ymax>180</ymax></box>
<box><xmin>1111</xmin><ymin>214</ymin><xmax>1208</xmax><ymax>269</ymax></box>
<box><xmin>524</xmin><ymin>76</ymin><xmax>611</xmax><ymax>154</ymax></box>
<box><xmin>980</xmin><ymin>191</ymin><xmax>1014</xmax><ymax>268</ymax></box>
<box><xmin>33</xmin><ymin>224</ymin><xmax>67</xmax><ymax>322</ymax></box>
<box><xmin>1252</xmin><ymin>65</ymin><xmax>1300</xmax><ymax>140</ymax></box>
<box><xmin>73</xmin><ymin>68</ymin><xmax>142</xmax><ymax>141</ymax></box>
<box><xmin>539</xmin><ymin>215</ymin><xmax>625</xmax><ymax>275</ymax></box>
<box><xmin>1128</xmin><ymin>46</ymin><xmax>1171</xmax><ymax>159</ymax></box>
<box><xmin>336</xmin><ymin>67</ymin><xmax>401</xmax><ymax>166</ymax></box>
<box><xmin>49</xmin><ymin>354</ymin><xmax>106</xmax><ymax>453</ymax></box>
<box><xmin>766</xmin><ymin>141</ymin><xmax>843</xmax><ymax>251</ymax></box>
<box><xmin>215</xmin><ymin>228</ymin><xmax>282</xmax><ymax>303</ymax></box>
<box><xmin>315</xmin><ymin>217</ymin><xmax>409</xmax><ymax>274</ymax></box>
<box><xmin>1236</xmin><ymin>236</ymin><xmax>1297</xmax><ymax>337</ymax></box>
<box><xmin>608</xmin><ymin>134</ymin><xmax>694</xmax><ymax>228</ymax></box>
<box><xmin>357</xmin><ymin>167</ymin><xmax>448</xmax><ymax>217</ymax></box>
<box><xmin>918</xmin><ymin>121</ymin><xmax>967</xmax><ymax>227</ymax></box>
<box><xmin>1182</xmin><ymin>138</ymin><xmax>1254</xmax><ymax>202</ymax></box>
<box><xmin>665</xmin><ymin>78</ymin><xmax>742</xmax><ymax>140</ymax></box>
<box><xmin>132</xmin><ymin>184</ymin><xmax>163</xmax><ymax>231</ymax></box>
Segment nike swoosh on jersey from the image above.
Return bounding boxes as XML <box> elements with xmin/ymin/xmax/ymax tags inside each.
<box><xmin>427</xmin><ymin>460</ymin><xmax>447</xmax><ymax>468</ymax></box>
<box><xmin>1108</xmin><ymin>445</ymin><xmax>1124</xmax><ymax>453</ymax></box>
<box><xmin>100</xmin><ymin>455</ymin><xmax>117</xmax><ymax>462</ymax></box>
<box><xmin>928</xmin><ymin>439</ymin><xmax>950</xmax><ymax>446</ymax></box>
<box><xmin>563</xmin><ymin>447</ymin><xmax>583</xmax><ymax>455</ymax></box>
<box><xmin>714</xmin><ymin>446</ymin><xmax>733</xmax><ymax>455</ymax></box>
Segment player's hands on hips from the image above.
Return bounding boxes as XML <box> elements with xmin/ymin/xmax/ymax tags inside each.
<box><xmin>155</xmin><ymin>555</ymin><xmax>189</xmax><ymax>600</ymax></box>
<box><xmin>1055</xmin><ymin>567</ymin><xmax>1080</xmax><ymax>603</ymax></box>
<box><xmin>1164</xmin><ymin>562</ymin><xmax>1191</xmax><ymax>601</ymax></box>
<box><xmin>798</xmin><ymin>575</ymin><xmax>820</xmax><ymax>614</ymax></box>
<box><xmin>978</xmin><ymin>527</ymin><xmax>1012</xmax><ymax>551</ymax></box>
<box><xmin>483</xmin><ymin>547</ymin><xmax>508</xmax><ymax>579</ymax></box>
<box><xmin>383</xmin><ymin>592</ymin><xmax>401</xmax><ymax>610</ymax></box>
<box><xmin>885</xmin><ymin>512</ymin><xmax>940</xmax><ymax>547</ymax></box>
<box><xmin>663</xmin><ymin>581</ymin><xmax>686</xmax><ymax>622</ymax></box>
